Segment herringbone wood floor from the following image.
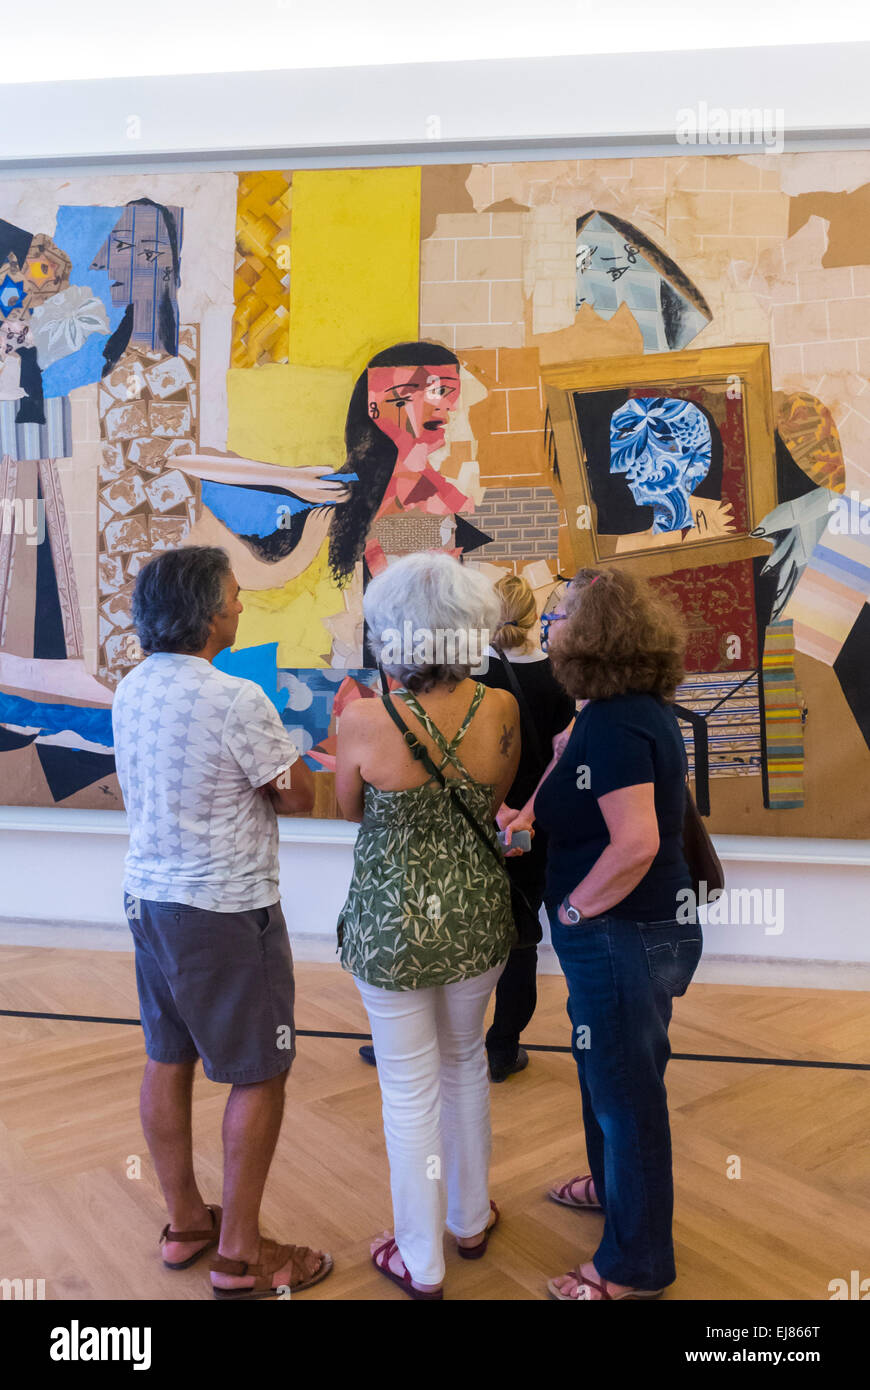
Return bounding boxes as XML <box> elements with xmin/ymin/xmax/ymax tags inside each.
<box><xmin>0</xmin><ymin>945</ymin><xmax>868</xmax><ymax>1301</ymax></box>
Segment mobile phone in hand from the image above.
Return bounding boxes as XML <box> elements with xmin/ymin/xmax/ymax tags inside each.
<box><xmin>498</xmin><ymin>828</ymin><xmax>531</xmax><ymax>853</ymax></box>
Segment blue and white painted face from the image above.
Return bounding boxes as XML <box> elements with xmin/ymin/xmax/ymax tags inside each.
<box><xmin>609</xmin><ymin>396</ymin><xmax>712</xmax><ymax>533</ymax></box>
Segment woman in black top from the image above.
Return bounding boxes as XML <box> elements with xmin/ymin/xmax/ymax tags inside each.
<box><xmin>506</xmin><ymin>567</ymin><xmax>700</xmax><ymax>1301</ymax></box>
<box><xmin>478</xmin><ymin>575</ymin><xmax>575</xmax><ymax>1081</ymax></box>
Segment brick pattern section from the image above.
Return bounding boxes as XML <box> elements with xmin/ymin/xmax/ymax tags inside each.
<box><xmin>461</xmin><ymin>346</ymin><xmax>548</xmax><ymax>486</ymax></box>
<box><xmin>752</xmin><ymin>224</ymin><xmax>869</xmax><ymax>381</ymax></box>
<box><xmin>525</xmin><ymin>204</ymin><xmax>576</xmax><ymax>336</ymax></box>
<box><xmin>420</xmin><ymin>210</ymin><xmax>526</xmax><ymax>351</ymax></box>
<box><xmin>473</xmin><ymin>486</ymin><xmax>560</xmax><ymax>564</ymax></box>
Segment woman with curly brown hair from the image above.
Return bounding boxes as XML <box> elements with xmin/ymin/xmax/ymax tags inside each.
<box><xmin>503</xmin><ymin>566</ymin><xmax>701</xmax><ymax>1302</ymax></box>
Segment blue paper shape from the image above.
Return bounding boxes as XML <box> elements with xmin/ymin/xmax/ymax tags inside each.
<box><xmin>213</xmin><ymin>642</ymin><xmax>290</xmax><ymax>715</ymax></box>
<box><xmin>0</xmin><ymin>274</ymin><xmax>26</xmax><ymax>314</ymax></box>
<box><xmin>41</xmin><ymin>205</ymin><xmax>124</xmax><ymax>398</ymax></box>
<box><xmin>201</xmin><ymin>473</ymin><xmax>359</xmax><ymax>538</ymax></box>
<box><xmin>202</xmin><ymin>481</ymin><xmax>310</xmax><ymax>537</ymax></box>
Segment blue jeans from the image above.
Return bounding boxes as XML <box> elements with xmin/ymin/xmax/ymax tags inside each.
<box><xmin>548</xmin><ymin>910</ymin><xmax>703</xmax><ymax>1290</ymax></box>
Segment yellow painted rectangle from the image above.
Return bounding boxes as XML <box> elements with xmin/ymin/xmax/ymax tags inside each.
<box><xmin>226</xmin><ymin>363</ymin><xmax>353</xmax><ymax>468</ymax></box>
<box><xmin>288</xmin><ymin>167</ymin><xmax>421</xmax><ymax>376</ymax></box>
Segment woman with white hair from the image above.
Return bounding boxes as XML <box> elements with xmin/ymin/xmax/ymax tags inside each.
<box><xmin>335</xmin><ymin>552</ymin><xmax>521</xmax><ymax>1299</ymax></box>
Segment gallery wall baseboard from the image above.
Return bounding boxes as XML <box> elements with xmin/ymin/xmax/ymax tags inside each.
<box><xmin>2</xmin><ymin>807</ymin><xmax>869</xmax><ymax>964</ymax></box>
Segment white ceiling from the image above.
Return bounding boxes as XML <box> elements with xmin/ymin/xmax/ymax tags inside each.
<box><xmin>4</xmin><ymin>0</ymin><xmax>870</xmax><ymax>85</ymax></box>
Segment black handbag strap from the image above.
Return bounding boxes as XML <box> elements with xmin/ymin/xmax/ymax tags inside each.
<box><xmin>493</xmin><ymin>650</ymin><xmax>545</xmax><ymax>771</ymax></box>
<box><xmin>673</xmin><ymin>703</ymin><xmax>711</xmax><ymax>816</ymax></box>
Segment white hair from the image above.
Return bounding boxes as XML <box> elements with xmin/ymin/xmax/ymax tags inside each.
<box><xmin>363</xmin><ymin>551</ymin><xmax>500</xmax><ymax>691</ymax></box>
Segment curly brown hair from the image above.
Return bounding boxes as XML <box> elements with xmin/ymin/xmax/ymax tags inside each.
<box><xmin>549</xmin><ymin>567</ymin><xmax>686</xmax><ymax>701</ymax></box>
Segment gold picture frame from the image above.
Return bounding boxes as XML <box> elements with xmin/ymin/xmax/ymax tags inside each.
<box><xmin>542</xmin><ymin>343</ymin><xmax>777</xmax><ymax>577</ymax></box>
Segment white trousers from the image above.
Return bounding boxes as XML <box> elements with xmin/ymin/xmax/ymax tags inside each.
<box><xmin>354</xmin><ymin>960</ymin><xmax>506</xmax><ymax>1285</ymax></box>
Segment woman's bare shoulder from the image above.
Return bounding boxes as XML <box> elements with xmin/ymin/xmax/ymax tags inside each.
<box><xmin>338</xmin><ymin>696</ymin><xmax>384</xmax><ymax>734</ymax></box>
<box><xmin>479</xmin><ymin>683</ymin><xmax>519</xmax><ymax>719</ymax></box>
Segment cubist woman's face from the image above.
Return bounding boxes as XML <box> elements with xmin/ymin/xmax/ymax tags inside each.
<box><xmin>366</xmin><ymin>365</ymin><xmax>461</xmax><ymax>453</ymax></box>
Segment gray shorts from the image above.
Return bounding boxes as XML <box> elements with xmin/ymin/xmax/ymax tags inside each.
<box><xmin>124</xmin><ymin>893</ymin><xmax>296</xmax><ymax>1084</ymax></box>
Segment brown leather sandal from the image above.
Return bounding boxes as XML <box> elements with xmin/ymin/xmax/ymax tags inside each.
<box><xmin>456</xmin><ymin>1201</ymin><xmax>499</xmax><ymax>1260</ymax></box>
<box><xmin>548</xmin><ymin>1175</ymin><xmax>603</xmax><ymax>1211</ymax></box>
<box><xmin>371</xmin><ymin>1237</ymin><xmax>444</xmax><ymax>1300</ymax></box>
<box><xmin>160</xmin><ymin>1204</ymin><xmax>222</xmax><ymax>1270</ymax></box>
<box><xmin>210</xmin><ymin>1237</ymin><xmax>333</xmax><ymax>1300</ymax></box>
<box><xmin>547</xmin><ymin>1268</ymin><xmax>664</xmax><ymax>1301</ymax></box>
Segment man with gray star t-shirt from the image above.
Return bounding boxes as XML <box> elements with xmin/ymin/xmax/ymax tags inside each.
<box><xmin>112</xmin><ymin>545</ymin><xmax>333</xmax><ymax>1299</ymax></box>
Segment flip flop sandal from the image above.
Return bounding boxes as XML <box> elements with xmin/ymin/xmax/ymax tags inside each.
<box><xmin>457</xmin><ymin>1201</ymin><xmax>500</xmax><ymax>1261</ymax></box>
<box><xmin>211</xmin><ymin>1238</ymin><xmax>333</xmax><ymax>1300</ymax></box>
<box><xmin>547</xmin><ymin>1269</ymin><xmax>664</xmax><ymax>1301</ymax></box>
<box><xmin>371</xmin><ymin>1237</ymin><xmax>444</xmax><ymax>1300</ymax></box>
<box><xmin>160</xmin><ymin>1204</ymin><xmax>222</xmax><ymax>1270</ymax></box>
<box><xmin>548</xmin><ymin>1175</ymin><xmax>603</xmax><ymax>1211</ymax></box>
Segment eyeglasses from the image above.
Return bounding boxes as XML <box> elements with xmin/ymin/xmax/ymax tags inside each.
<box><xmin>539</xmin><ymin>610</ymin><xmax>566</xmax><ymax>650</ymax></box>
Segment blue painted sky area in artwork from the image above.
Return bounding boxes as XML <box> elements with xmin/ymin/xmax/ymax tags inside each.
<box><xmin>278</xmin><ymin>668</ymin><xmax>379</xmax><ymax>761</ymax></box>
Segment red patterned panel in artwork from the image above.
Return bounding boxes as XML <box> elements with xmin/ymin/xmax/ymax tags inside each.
<box><xmin>649</xmin><ymin>557</ymin><xmax>758</xmax><ymax>674</ymax></box>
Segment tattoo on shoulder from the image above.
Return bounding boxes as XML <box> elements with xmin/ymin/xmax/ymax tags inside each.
<box><xmin>498</xmin><ymin>723</ymin><xmax>515</xmax><ymax>756</ymax></box>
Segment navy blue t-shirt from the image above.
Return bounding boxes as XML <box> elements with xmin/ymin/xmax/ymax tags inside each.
<box><xmin>534</xmin><ymin>693</ymin><xmax>691</xmax><ymax>920</ymax></box>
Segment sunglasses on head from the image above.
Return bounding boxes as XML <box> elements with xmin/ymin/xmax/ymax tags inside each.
<box><xmin>539</xmin><ymin>610</ymin><xmax>565</xmax><ymax>650</ymax></box>
<box><xmin>539</xmin><ymin>576</ymin><xmax>599</xmax><ymax>650</ymax></box>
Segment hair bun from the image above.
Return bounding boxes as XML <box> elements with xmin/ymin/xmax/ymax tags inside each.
<box><xmin>494</xmin><ymin>619</ymin><xmax>527</xmax><ymax>652</ymax></box>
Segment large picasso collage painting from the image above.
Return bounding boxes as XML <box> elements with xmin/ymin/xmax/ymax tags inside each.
<box><xmin>1</xmin><ymin>154</ymin><xmax>869</xmax><ymax>835</ymax></box>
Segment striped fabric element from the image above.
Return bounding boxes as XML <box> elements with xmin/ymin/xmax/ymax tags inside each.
<box><xmin>0</xmin><ymin>398</ymin><xmax>71</xmax><ymax>462</ymax></box>
<box><xmin>761</xmin><ymin>619</ymin><xmax>805</xmax><ymax>809</ymax></box>
<box><xmin>785</xmin><ymin>500</ymin><xmax>870</xmax><ymax>665</ymax></box>
<box><xmin>674</xmin><ymin>670</ymin><xmax>761</xmax><ymax>777</ymax></box>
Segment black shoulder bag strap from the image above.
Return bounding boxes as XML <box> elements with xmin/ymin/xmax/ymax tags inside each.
<box><xmin>494</xmin><ymin>651</ymin><xmax>544</xmax><ymax>770</ymax></box>
<box><xmin>672</xmin><ymin>702</ymin><xmax>711</xmax><ymax>816</ymax></box>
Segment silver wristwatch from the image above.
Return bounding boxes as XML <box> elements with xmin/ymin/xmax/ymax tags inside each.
<box><xmin>561</xmin><ymin>896</ymin><xmax>584</xmax><ymax>924</ymax></box>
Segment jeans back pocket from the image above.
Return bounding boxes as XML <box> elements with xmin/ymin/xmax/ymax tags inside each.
<box><xmin>638</xmin><ymin>920</ymin><xmax>703</xmax><ymax>997</ymax></box>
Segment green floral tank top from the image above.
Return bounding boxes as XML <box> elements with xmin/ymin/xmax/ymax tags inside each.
<box><xmin>337</xmin><ymin>684</ymin><xmax>515</xmax><ymax>990</ymax></box>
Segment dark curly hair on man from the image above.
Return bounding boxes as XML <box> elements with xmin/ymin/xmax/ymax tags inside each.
<box><xmin>549</xmin><ymin>566</ymin><xmax>686</xmax><ymax>701</ymax></box>
<box><xmin>131</xmin><ymin>546</ymin><xmax>230</xmax><ymax>655</ymax></box>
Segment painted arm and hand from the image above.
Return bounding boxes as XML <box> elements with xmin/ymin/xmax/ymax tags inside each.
<box><xmin>556</xmin><ymin>782</ymin><xmax>660</xmax><ymax>924</ymax></box>
<box><xmin>184</xmin><ymin>503</ymin><xmax>334</xmax><ymax>590</ymax></box>
<box><xmin>178</xmin><ymin>454</ymin><xmax>352</xmax><ymax>504</ymax></box>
